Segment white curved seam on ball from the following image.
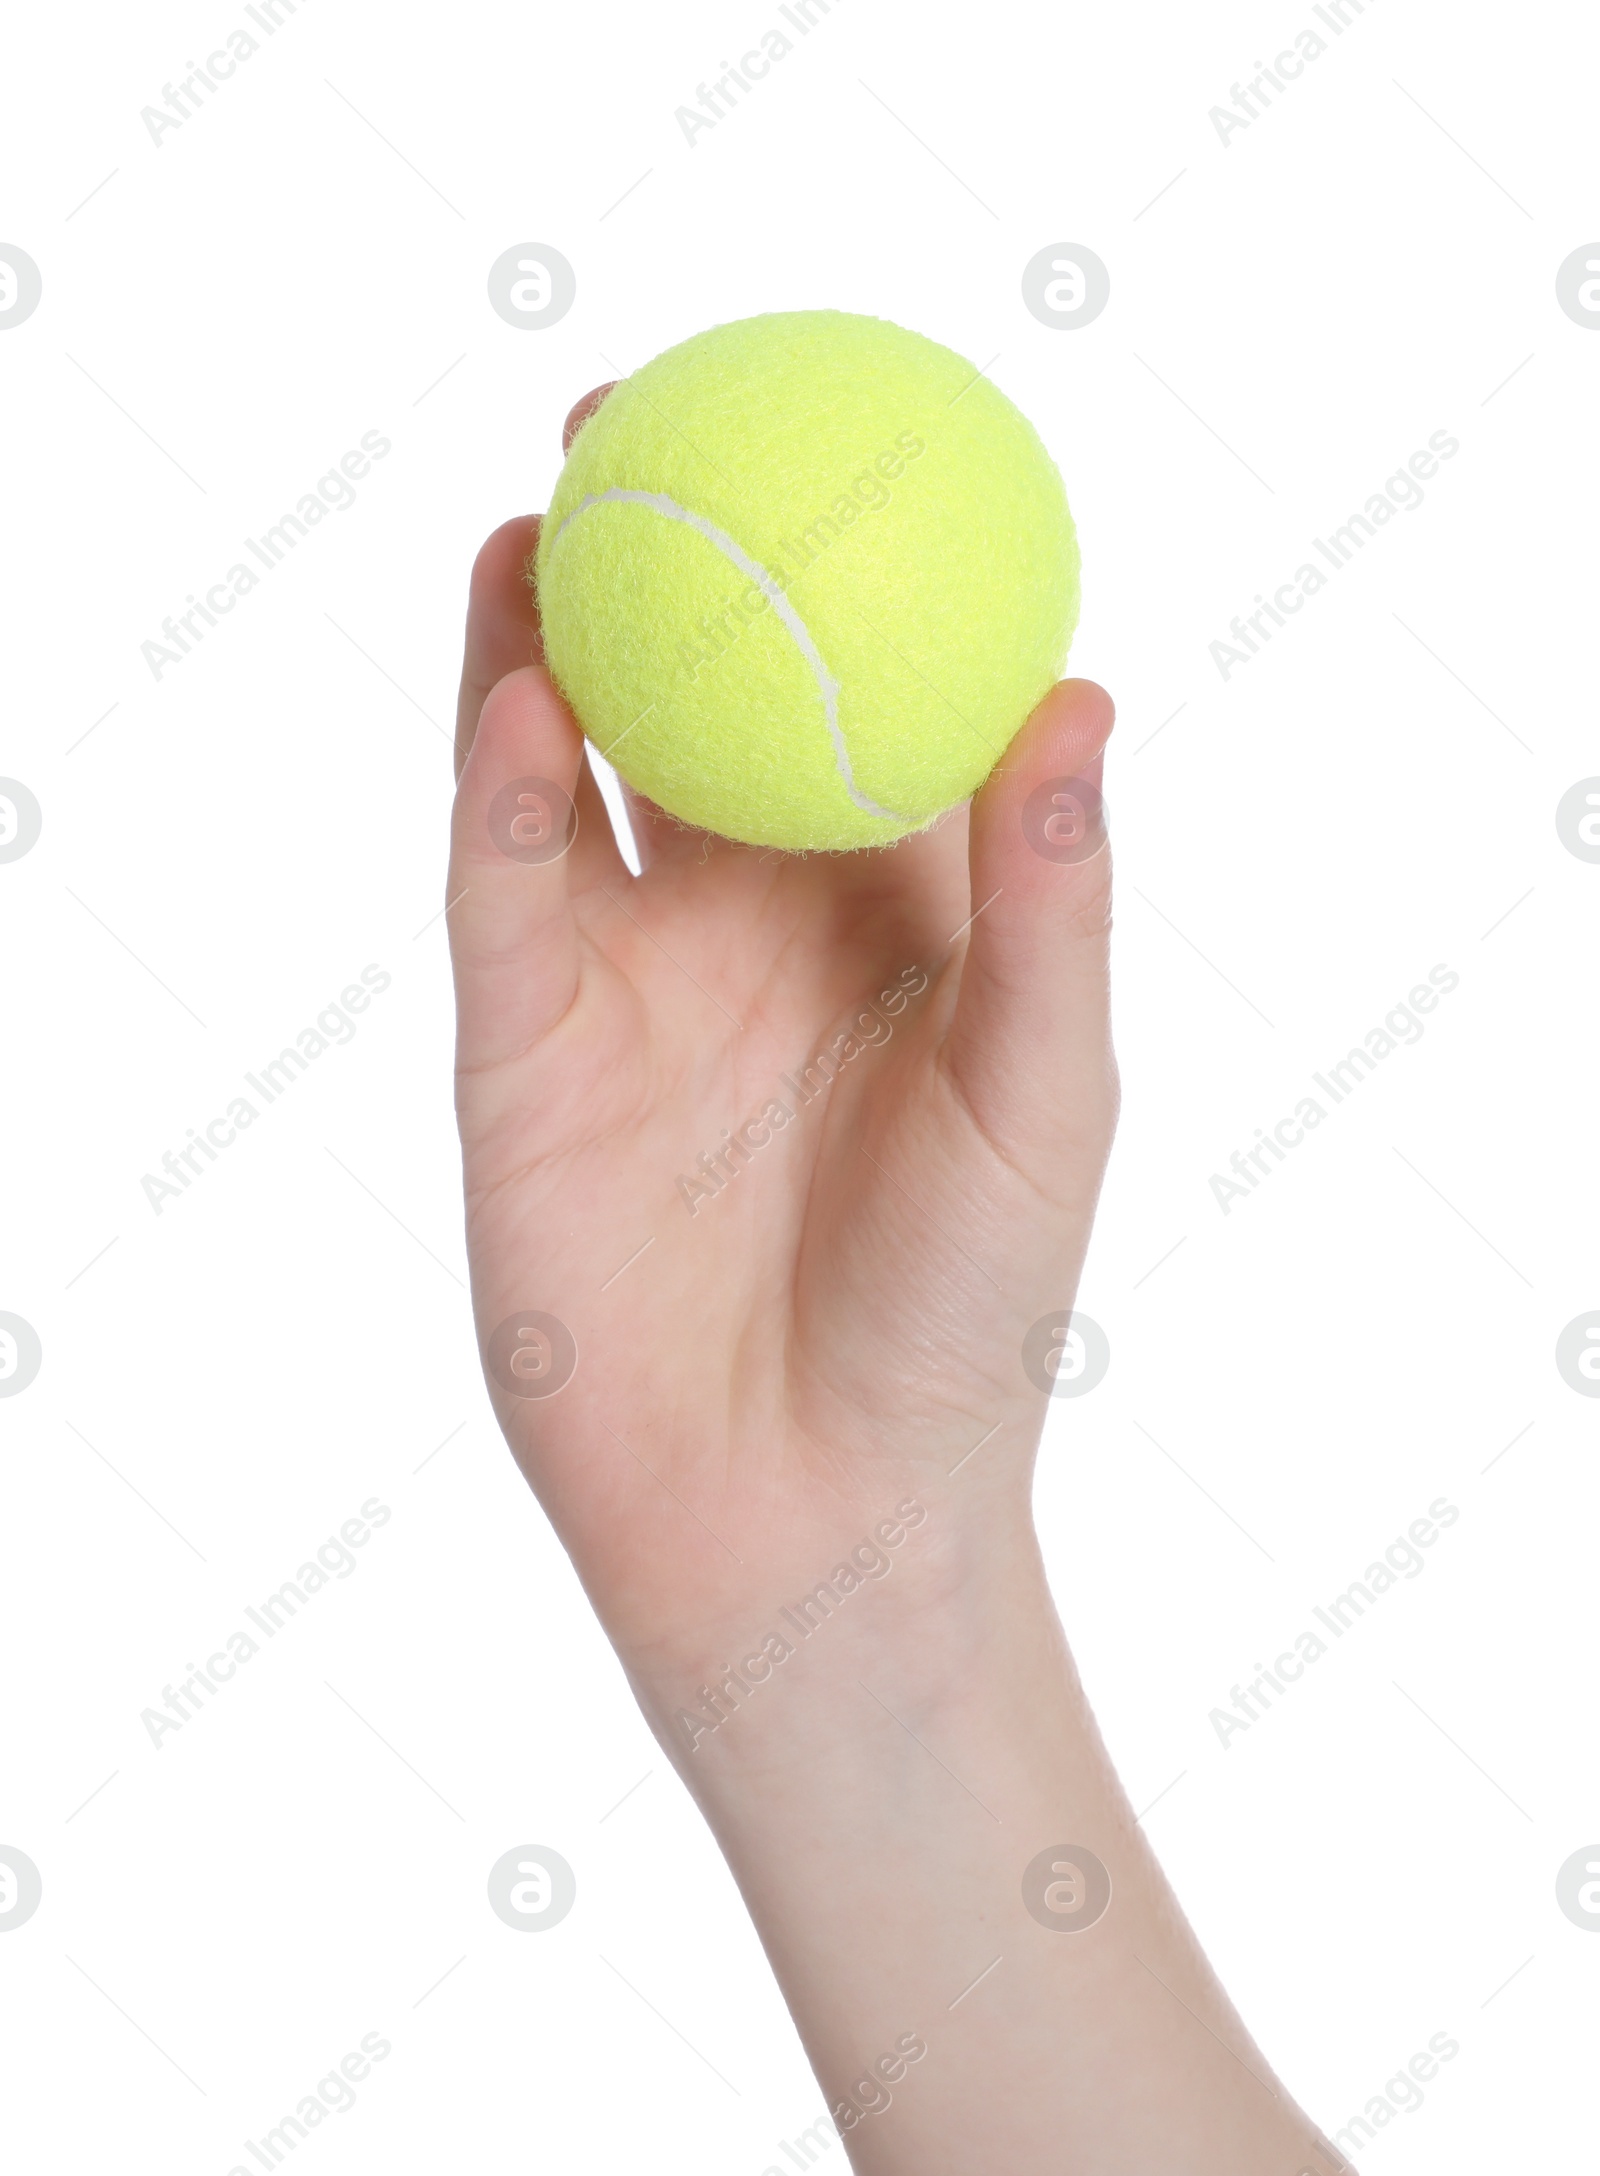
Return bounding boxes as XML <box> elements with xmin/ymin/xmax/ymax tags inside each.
<box><xmin>549</xmin><ymin>487</ymin><xmax>904</xmax><ymax>822</ymax></box>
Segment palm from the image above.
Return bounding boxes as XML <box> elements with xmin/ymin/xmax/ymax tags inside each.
<box><xmin>449</xmin><ymin>515</ymin><xmax>1115</xmax><ymax>1654</ymax></box>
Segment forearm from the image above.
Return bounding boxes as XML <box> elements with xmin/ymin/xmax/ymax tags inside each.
<box><xmin>621</xmin><ymin>1499</ymin><xmax>1335</xmax><ymax>2175</ymax></box>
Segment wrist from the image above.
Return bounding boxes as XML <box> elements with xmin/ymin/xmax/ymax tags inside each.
<box><xmin>618</xmin><ymin>1491</ymin><xmax>1060</xmax><ymax>1787</ymax></box>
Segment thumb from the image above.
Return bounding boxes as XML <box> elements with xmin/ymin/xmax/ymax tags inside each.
<box><xmin>942</xmin><ymin>678</ymin><xmax>1118</xmax><ymax>1175</ymax></box>
<box><xmin>447</xmin><ymin>666</ymin><xmax>585</xmax><ymax>1074</ymax></box>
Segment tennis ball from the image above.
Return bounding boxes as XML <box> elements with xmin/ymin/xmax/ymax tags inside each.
<box><xmin>533</xmin><ymin>310</ymin><xmax>1079</xmax><ymax>852</ymax></box>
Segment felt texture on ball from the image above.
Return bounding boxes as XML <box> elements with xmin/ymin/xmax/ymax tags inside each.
<box><xmin>533</xmin><ymin>310</ymin><xmax>1079</xmax><ymax>852</ymax></box>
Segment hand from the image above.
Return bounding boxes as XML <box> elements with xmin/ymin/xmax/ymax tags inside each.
<box><xmin>446</xmin><ymin>397</ymin><xmax>1335</xmax><ymax>2175</ymax></box>
<box><xmin>447</xmin><ymin>398</ymin><xmax>1116</xmax><ymax>1678</ymax></box>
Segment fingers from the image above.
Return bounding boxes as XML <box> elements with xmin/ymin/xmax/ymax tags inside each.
<box><xmin>447</xmin><ymin>666</ymin><xmax>590</xmax><ymax>1073</ymax></box>
<box><xmin>456</xmin><ymin>515</ymin><xmax>543</xmax><ymax>779</ymax></box>
<box><xmin>564</xmin><ymin>382</ymin><xmax>617</xmax><ymax>452</ymax></box>
<box><xmin>942</xmin><ymin>679</ymin><xmax>1118</xmax><ymax>1169</ymax></box>
<box><xmin>454</xmin><ymin>378</ymin><xmax>614</xmax><ymax>775</ymax></box>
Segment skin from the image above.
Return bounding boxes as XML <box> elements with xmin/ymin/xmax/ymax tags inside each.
<box><xmin>446</xmin><ymin>388</ymin><xmax>1344</xmax><ymax>2173</ymax></box>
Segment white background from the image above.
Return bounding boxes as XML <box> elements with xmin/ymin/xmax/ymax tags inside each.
<box><xmin>2</xmin><ymin>0</ymin><xmax>1597</xmax><ymax>2169</ymax></box>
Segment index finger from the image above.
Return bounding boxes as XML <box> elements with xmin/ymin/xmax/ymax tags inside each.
<box><xmin>451</xmin><ymin>384</ymin><xmax>616</xmax><ymax>776</ymax></box>
<box><xmin>456</xmin><ymin>513</ymin><xmax>543</xmax><ymax>779</ymax></box>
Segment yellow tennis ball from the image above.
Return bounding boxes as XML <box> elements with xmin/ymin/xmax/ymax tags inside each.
<box><xmin>533</xmin><ymin>310</ymin><xmax>1079</xmax><ymax>852</ymax></box>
